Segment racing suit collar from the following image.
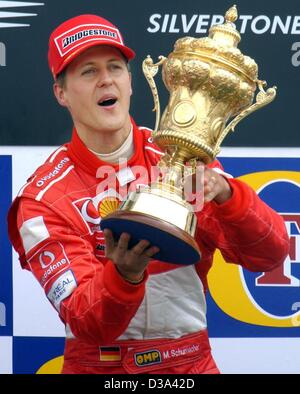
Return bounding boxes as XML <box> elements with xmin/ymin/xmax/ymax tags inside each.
<box><xmin>68</xmin><ymin>117</ymin><xmax>143</xmax><ymax>176</ymax></box>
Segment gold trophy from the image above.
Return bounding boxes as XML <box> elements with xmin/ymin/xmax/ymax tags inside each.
<box><xmin>101</xmin><ymin>5</ymin><xmax>276</xmax><ymax>264</ymax></box>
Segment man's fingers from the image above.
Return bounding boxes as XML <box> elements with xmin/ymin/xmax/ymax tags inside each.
<box><xmin>104</xmin><ymin>231</ymin><xmax>131</xmax><ymax>260</ymax></box>
<box><xmin>144</xmin><ymin>246</ymin><xmax>160</xmax><ymax>258</ymax></box>
<box><xmin>204</xmin><ymin>173</ymin><xmax>218</xmax><ymax>202</ymax></box>
<box><xmin>117</xmin><ymin>232</ymin><xmax>130</xmax><ymax>251</ymax></box>
<box><xmin>104</xmin><ymin>230</ymin><xmax>159</xmax><ymax>265</ymax></box>
<box><xmin>131</xmin><ymin>239</ymin><xmax>151</xmax><ymax>255</ymax></box>
<box><xmin>103</xmin><ymin>229</ymin><xmax>115</xmax><ymax>254</ymax></box>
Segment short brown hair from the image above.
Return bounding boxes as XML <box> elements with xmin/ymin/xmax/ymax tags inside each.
<box><xmin>56</xmin><ymin>68</ymin><xmax>67</xmax><ymax>88</ymax></box>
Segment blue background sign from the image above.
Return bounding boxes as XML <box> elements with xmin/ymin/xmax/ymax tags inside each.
<box><xmin>0</xmin><ymin>155</ymin><xmax>12</xmax><ymax>336</ymax></box>
<box><xmin>207</xmin><ymin>157</ymin><xmax>300</xmax><ymax>338</ymax></box>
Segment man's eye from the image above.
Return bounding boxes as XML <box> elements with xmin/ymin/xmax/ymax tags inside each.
<box><xmin>110</xmin><ymin>63</ymin><xmax>123</xmax><ymax>71</ymax></box>
<box><xmin>82</xmin><ymin>68</ymin><xmax>96</xmax><ymax>76</ymax></box>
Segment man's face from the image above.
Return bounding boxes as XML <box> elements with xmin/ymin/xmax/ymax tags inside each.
<box><xmin>54</xmin><ymin>45</ymin><xmax>132</xmax><ymax>136</ymax></box>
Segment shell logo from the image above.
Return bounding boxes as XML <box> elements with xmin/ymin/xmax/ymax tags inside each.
<box><xmin>208</xmin><ymin>171</ymin><xmax>300</xmax><ymax>328</ymax></box>
<box><xmin>99</xmin><ymin>196</ymin><xmax>120</xmax><ymax>218</ymax></box>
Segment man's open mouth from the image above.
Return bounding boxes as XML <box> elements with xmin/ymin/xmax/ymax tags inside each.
<box><xmin>98</xmin><ymin>98</ymin><xmax>117</xmax><ymax>107</ymax></box>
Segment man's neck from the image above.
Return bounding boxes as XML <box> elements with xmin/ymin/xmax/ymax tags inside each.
<box><xmin>89</xmin><ymin>126</ymin><xmax>134</xmax><ymax>163</ymax></box>
<box><xmin>75</xmin><ymin>120</ymin><xmax>132</xmax><ymax>154</ymax></box>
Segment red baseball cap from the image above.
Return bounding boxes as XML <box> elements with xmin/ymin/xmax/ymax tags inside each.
<box><xmin>48</xmin><ymin>14</ymin><xmax>135</xmax><ymax>78</ymax></box>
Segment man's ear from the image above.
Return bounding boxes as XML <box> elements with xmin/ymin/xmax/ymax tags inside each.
<box><xmin>129</xmin><ymin>72</ymin><xmax>133</xmax><ymax>96</ymax></box>
<box><xmin>53</xmin><ymin>83</ymin><xmax>68</xmax><ymax>107</ymax></box>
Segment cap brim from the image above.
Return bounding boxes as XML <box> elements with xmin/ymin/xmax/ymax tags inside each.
<box><xmin>56</xmin><ymin>40</ymin><xmax>135</xmax><ymax>76</ymax></box>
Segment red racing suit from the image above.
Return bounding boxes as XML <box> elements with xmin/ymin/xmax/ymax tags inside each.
<box><xmin>8</xmin><ymin>119</ymin><xmax>289</xmax><ymax>374</ymax></box>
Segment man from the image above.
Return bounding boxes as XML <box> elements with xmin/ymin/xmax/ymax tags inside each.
<box><xmin>8</xmin><ymin>14</ymin><xmax>289</xmax><ymax>374</ymax></box>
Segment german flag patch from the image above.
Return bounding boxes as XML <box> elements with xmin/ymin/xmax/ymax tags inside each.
<box><xmin>100</xmin><ymin>346</ymin><xmax>121</xmax><ymax>362</ymax></box>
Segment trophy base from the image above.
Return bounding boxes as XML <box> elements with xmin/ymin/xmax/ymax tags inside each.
<box><xmin>100</xmin><ymin>211</ymin><xmax>201</xmax><ymax>265</ymax></box>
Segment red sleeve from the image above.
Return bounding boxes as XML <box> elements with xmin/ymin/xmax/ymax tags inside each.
<box><xmin>12</xmin><ymin>197</ymin><xmax>147</xmax><ymax>344</ymax></box>
<box><xmin>196</xmin><ymin>178</ymin><xmax>289</xmax><ymax>273</ymax></box>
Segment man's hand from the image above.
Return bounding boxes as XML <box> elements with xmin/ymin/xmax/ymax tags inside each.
<box><xmin>184</xmin><ymin>162</ymin><xmax>232</xmax><ymax>206</ymax></box>
<box><xmin>203</xmin><ymin>166</ymin><xmax>232</xmax><ymax>204</ymax></box>
<box><xmin>103</xmin><ymin>229</ymin><xmax>159</xmax><ymax>283</ymax></box>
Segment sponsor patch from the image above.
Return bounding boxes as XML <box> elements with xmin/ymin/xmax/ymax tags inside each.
<box><xmin>28</xmin><ymin>242</ymin><xmax>71</xmax><ymax>287</ymax></box>
<box><xmin>36</xmin><ymin>158</ymin><xmax>70</xmax><ymax>187</ymax></box>
<box><xmin>46</xmin><ymin>270</ymin><xmax>77</xmax><ymax>311</ymax></box>
<box><xmin>134</xmin><ymin>350</ymin><xmax>162</xmax><ymax>367</ymax></box>
<box><xmin>54</xmin><ymin>24</ymin><xmax>122</xmax><ymax>57</ymax></box>
<box><xmin>73</xmin><ymin>189</ymin><xmax>121</xmax><ymax>234</ymax></box>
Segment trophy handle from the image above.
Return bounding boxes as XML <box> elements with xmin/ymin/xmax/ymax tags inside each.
<box><xmin>213</xmin><ymin>80</ymin><xmax>277</xmax><ymax>157</ymax></box>
<box><xmin>142</xmin><ymin>55</ymin><xmax>167</xmax><ymax>132</ymax></box>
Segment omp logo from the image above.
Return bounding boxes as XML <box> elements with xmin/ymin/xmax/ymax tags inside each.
<box><xmin>134</xmin><ymin>350</ymin><xmax>162</xmax><ymax>367</ymax></box>
<box><xmin>208</xmin><ymin>170</ymin><xmax>300</xmax><ymax>329</ymax></box>
<box><xmin>0</xmin><ymin>1</ymin><xmax>44</xmax><ymax>28</ymax></box>
<box><xmin>0</xmin><ymin>302</ymin><xmax>6</xmax><ymax>326</ymax></box>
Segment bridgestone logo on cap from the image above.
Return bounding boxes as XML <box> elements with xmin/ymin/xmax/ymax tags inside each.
<box><xmin>63</xmin><ymin>29</ymin><xmax>117</xmax><ymax>49</ymax></box>
<box><xmin>54</xmin><ymin>24</ymin><xmax>123</xmax><ymax>57</ymax></box>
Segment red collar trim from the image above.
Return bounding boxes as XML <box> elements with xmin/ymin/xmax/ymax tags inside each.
<box><xmin>68</xmin><ymin>118</ymin><xmax>143</xmax><ymax>176</ymax></box>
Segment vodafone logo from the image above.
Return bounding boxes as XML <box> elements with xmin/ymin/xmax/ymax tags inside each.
<box><xmin>36</xmin><ymin>158</ymin><xmax>70</xmax><ymax>187</ymax></box>
<box><xmin>28</xmin><ymin>241</ymin><xmax>70</xmax><ymax>287</ymax></box>
<box><xmin>39</xmin><ymin>250</ymin><xmax>55</xmax><ymax>269</ymax></box>
<box><xmin>40</xmin><ymin>257</ymin><xmax>68</xmax><ymax>286</ymax></box>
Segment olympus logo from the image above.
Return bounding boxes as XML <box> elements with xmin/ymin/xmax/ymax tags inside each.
<box><xmin>36</xmin><ymin>158</ymin><xmax>70</xmax><ymax>187</ymax></box>
<box><xmin>147</xmin><ymin>14</ymin><xmax>300</xmax><ymax>35</ymax></box>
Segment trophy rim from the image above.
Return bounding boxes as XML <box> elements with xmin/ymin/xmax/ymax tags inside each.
<box><xmin>101</xmin><ymin>210</ymin><xmax>201</xmax><ymax>265</ymax></box>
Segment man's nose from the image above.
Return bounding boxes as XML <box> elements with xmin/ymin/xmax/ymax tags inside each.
<box><xmin>96</xmin><ymin>69</ymin><xmax>113</xmax><ymax>87</ymax></box>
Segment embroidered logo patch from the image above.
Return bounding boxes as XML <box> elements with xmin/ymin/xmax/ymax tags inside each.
<box><xmin>54</xmin><ymin>24</ymin><xmax>122</xmax><ymax>57</ymax></box>
<box><xmin>134</xmin><ymin>350</ymin><xmax>162</xmax><ymax>367</ymax></box>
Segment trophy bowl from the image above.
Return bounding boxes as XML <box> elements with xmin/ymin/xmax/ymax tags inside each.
<box><xmin>100</xmin><ymin>5</ymin><xmax>277</xmax><ymax>265</ymax></box>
